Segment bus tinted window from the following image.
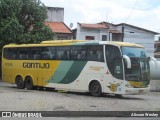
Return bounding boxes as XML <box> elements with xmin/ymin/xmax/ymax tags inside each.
<box><xmin>87</xmin><ymin>45</ymin><xmax>104</xmax><ymax>62</ymax></box>
<box><xmin>71</xmin><ymin>46</ymin><xmax>87</xmax><ymax>60</ymax></box>
<box><xmin>41</xmin><ymin>47</ymin><xmax>55</xmax><ymax>60</ymax></box>
<box><xmin>56</xmin><ymin>46</ymin><xmax>71</xmax><ymax>60</ymax></box>
<box><xmin>3</xmin><ymin>48</ymin><xmax>18</xmax><ymax>59</ymax></box>
<box><xmin>19</xmin><ymin>49</ymin><xmax>28</xmax><ymax>60</ymax></box>
<box><xmin>105</xmin><ymin>45</ymin><xmax>123</xmax><ymax>79</ymax></box>
<box><xmin>28</xmin><ymin>47</ymin><xmax>41</xmax><ymax>60</ymax></box>
<box><xmin>3</xmin><ymin>45</ymin><xmax>104</xmax><ymax>62</ymax></box>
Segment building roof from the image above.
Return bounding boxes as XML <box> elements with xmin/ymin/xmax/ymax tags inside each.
<box><xmin>102</xmin><ymin>22</ymin><xmax>159</xmax><ymax>35</ymax></box>
<box><xmin>115</xmin><ymin>23</ymin><xmax>159</xmax><ymax>35</ymax></box>
<box><xmin>110</xmin><ymin>30</ymin><xmax>121</xmax><ymax>34</ymax></box>
<box><xmin>44</xmin><ymin>22</ymin><xmax>72</xmax><ymax>34</ymax></box>
<box><xmin>79</xmin><ymin>23</ymin><xmax>109</xmax><ymax>29</ymax></box>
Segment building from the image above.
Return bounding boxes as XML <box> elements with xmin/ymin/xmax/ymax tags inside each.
<box><xmin>45</xmin><ymin>22</ymin><xmax>73</xmax><ymax>40</ymax></box>
<box><xmin>45</xmin><ymin>7</ymin><xmax>73</xmax><ymax>40</ymax></box>
<box><xmin>46</xmin><ymin>7</ymin><xmax>64</xmax><ymax>22</ymax></box>
<box><xmin>75</xmin><ymin>22</ymin><xmax>159</xmax><ymax>57</ymax></box>
<box><xmin>74</xmin><ymin>22</ymin><xmax>109</xmax><ymax>41</ymax></box>
<box><xmin>110</xmin><ymin>23</ymin><xmax>159</xmax><ymax>57</ymax></box>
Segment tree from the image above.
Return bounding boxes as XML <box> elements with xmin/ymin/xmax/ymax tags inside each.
<box><xmin>0</xmin><ymin>0</ymin><xmax>54</xmax><ymax>47</ymax></box>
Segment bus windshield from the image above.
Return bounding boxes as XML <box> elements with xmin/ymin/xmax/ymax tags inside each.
<box><xmin>121</xmin><ymin>47</ymin><xmax>146</xmax><ymax>57</ymax></box>
<box><xmin>121</xmin><ymin>47</ymin><xmax>150</xmax><ymax>86</ymax></box>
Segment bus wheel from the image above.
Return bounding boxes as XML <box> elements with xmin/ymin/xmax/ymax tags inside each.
<box><xmin>90</xmin><ymin>81</ymin><xmax>102</xmax><ymax>97</ymax></box>
<box><xmin>16</xmin><ymin>76</ymin><xmax>24</xmax><ymax>89</ymax></box>
<box><xmin>25</xmin><ymin>77</ymin><xmax>33</xmax><ymax>90</ymax></box>
<box><xmin>115</xmin><ymin>94</ymin><xmax>122</xmax><ymax>98</ymax></box>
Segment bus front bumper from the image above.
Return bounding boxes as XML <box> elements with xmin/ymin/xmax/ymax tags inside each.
<box><xmin>124</xmin><ymin>87</ymin><xmax>150</xmax><ymax>95</ymax></box>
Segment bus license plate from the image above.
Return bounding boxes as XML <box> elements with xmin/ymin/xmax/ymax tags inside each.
<box><xmin>139</xmin><ymin>90</ymin><xmax>143</xmax><ymax>93</ymax></box>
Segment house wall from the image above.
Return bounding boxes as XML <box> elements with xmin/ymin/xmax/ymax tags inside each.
<box><xmin>122</xmin><ymin>26</ymin><xmax>155</xmax><ymax>57</ymax></box>
<box><xmin>76</xmin><ymin>24</ymin><xmax>109</xmax><ymax>41</ymax></box>
<box><xmin>46</xmin><ymin>7</ymin><xmax>64</xmax><ymax>22</ymax></box>
<box><xmin>115</xmin><ymin>25</ymin><xmax>155</xmax><ymax>57</ymax></box>
<box><xmin>76</xmin><ymin>23</ymin><xmax>156</xmax><ymax>56</ymax></box>
<box><xmin>112</xmin><ymin>34</ymin><xmax>122</xmax><ymax>41</ymax></box>
<box><xmin>54</xmin><ymin>33</ymin><xmax>73</xmax><ymax>40</ymax></box>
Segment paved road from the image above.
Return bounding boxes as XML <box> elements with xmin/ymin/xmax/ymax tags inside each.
<box><xmin>0</xmin><ymin>81</ymin><xmax>160</xmax><ymax>119</ymax></box>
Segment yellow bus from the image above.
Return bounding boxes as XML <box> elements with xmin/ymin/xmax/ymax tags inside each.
<box><xmin>2</xmin><ymin>40</ymin><xmax>151</xmax><ymax>97</ymax></box>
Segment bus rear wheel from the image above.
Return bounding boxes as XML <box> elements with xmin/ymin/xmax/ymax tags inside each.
<box><xmin>25</xmin><ymin>77</ymin><xmax>33</xmax><ymax>90</ymax></box>
<box><xmin>16</xmin><ymin>76</ymin><xmax>24</xmax><ymax>89</ymax></box>
<box><xmin>90</xmin><ymin>81</ymin><xmax>102</xmax><ymax>97</ymax></box>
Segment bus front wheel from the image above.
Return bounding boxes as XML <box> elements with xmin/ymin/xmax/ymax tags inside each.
<box><xmin>16</xmin><ymin>76</ymin><xmax>25</xmax><ymax>89</ymax></box>
<box><xmin>90</xmin><ymin>81</ymin><xmax>102</xmax><ymax>97</ymax></box>
<box><xmin>25</xmin><ymin>77</ymin><xmax>33</xmax><ymax>90</ymax></box>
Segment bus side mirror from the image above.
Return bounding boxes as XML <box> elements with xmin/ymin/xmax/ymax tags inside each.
<box><xmin>123</xmin><ymin>55</ymin><xmax>131</xmax><ymax>69</ymax></box>
<box><xmin>149</xmin><ymin>56</ymin><xmax>158</xmax><ymax>68</ymax></box>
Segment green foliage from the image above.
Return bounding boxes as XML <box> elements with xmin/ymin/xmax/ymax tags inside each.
<box><xmin>0</xmin><ymin>0</ymin><xmax>54</xmax><ymax>47</ymax></box>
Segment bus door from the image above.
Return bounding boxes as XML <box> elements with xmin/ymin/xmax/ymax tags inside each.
<box><xmin>105</xmin><ymin>45</ymin><xmax>124</xmax><ymax>94</ymax></box>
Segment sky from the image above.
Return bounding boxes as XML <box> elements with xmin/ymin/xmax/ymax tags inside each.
<box><xmin>41</xmin><ymin>0</ymin><xmax>160</xmax><ymax>37</ymax></box>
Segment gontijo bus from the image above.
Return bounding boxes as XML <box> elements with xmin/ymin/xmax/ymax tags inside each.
<box><xmin>2</xmin><ymin>40</ymin><xmax>151</xmax><ymax>97</ymax></box>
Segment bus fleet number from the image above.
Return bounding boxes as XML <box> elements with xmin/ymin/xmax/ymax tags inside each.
<box><xmin>5</xmin><ymin>63</ymin><xmax>13</xmax><ymax>67</ymax></box>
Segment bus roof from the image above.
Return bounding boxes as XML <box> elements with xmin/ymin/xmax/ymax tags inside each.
<box><xmin>3</xmin><ymin>40</ymin><xmax>144</xmax><ymax>48</ymax></box>
<box><xmin>100</xmin><ymin>41</ymin><xmax>144</xmax><ymax>48</ymax></box>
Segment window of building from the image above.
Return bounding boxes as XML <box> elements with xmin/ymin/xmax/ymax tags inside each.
<box><xmin>85</xmin><ymin>36</ymin><xmax>95</xmax><ymax>40</ymax></box>
<box><xmin>102</xmin><ymin>35</ymin><xmax>107</xmax><ymax>41</ymax></box>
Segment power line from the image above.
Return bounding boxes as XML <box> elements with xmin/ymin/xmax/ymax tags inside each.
<box><xmin>125</xmin><ymin>0</ymin><xmax>139</xmax><ymax>23</ymax></box>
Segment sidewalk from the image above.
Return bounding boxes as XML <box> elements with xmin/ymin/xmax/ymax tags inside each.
<box><xmin>0</xmin><ymin>81</ymin><xmax>16</xmax><ymax>87</ymax></box>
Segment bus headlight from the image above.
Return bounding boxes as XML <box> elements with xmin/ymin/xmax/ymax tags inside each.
<box><xmin>125</xmin><ymin>84</ymin><xmax>133</xmax><ymax>88</ymax></box>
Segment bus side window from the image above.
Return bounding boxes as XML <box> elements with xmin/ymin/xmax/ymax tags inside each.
<box><xmin>105</xmin><ymin>45</ymin><xmax>123</xmax><ymax>79</ymax></box>
<box><xmin>34</xmin><ymin>54</ymin><xmax>40</xmax><ymax>59</ymax></box>
<box><xmin>97</xmin><ymin>51</ymin><xmax>104</xmax><ymax>62</ymax></box>
<box><xmin>78</xmin><ymin>51</ymin><xmax>86</xmax><ymax>60</ymax></box>
<box><xmin>42</xmin><ymin>53</ymin><xmax>50</xmax><ymax>59</ymax></box>
<box><xmin>29</xmin><ymin>48</ymin><xmax>41</xmax><ymax>60</ymax></box>
<box><xmin>87</xmin><ymin>45</ymin><xmax>104</xmax><ymax>62</ymax></box>
<box><xmin>20</xmin><ymin>54</ymin><xmax>28</xmax><ymax>59</ymax></box>
<box><xmin>47</xmin><ymin>46</ymin><xmax>56</xmax><ymax>60</ymax></box>
<box><xmin>28</xmin><ymin>48</ymin><xmax>41</xmax><ymax>60</ymax></box>
<box><xmin>19</xmin><ymin>49</ymin><xmax>28</xmax><ymax>60</ymax></box>
<box><xmin>12</xmin><ymin>54</ymin><xmax>17</xmax><ymax>59</ymax></box>
<box><xmin>3</xmin><ymin>48</ymin><xmax>18</xmax><ymax>59</ymax></box>
<box><xmin>87</xmin><ymin>50</ymin><xmax>98</xmax><ymax>61</ymax></box>
<box><xmin>56</xmin><ymin>46</ymin><xmax>71</xmax><ymax>60</ymax></box>
<box><xmin>71</xmin><ymin>50</ymin><xmax>79</xmax><ymax>60</ymax></box>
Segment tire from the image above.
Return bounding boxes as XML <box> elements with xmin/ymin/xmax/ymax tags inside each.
<box><xmin>115</xmin><ymin>94</ymin><xmax>122</xmax><ymax>98</ymax></box>
<box><xmin>90</xmin><ymin>81</ymin><xmax>102</xmax><ymax>97</ymax></box>
<box><xmin>25</xmin><ymin>77</ymin><xmax>33</xmax><ymax>90</ymax></box>
<box><xmin>15</xmin><ymin>76</ymin><xmax>24</xmax><ymax>89</ymax></box>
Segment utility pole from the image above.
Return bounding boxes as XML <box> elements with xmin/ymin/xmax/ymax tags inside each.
<box><xmin>122</xmin><ymin>24</ymin><xmax>125</xmax><ymax>42</ymax></box>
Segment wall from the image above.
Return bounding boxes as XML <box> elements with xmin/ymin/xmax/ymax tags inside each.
<box><xmin>76</xmin><ymin>24</ymin><xmax>109</xmax><ymax>41</ymax></box>
<box><xmin>121</xmin><ymin>25</ymin><xmax>155</xmax><ymax>57</ymax></box>
<box><xmin>46</xmin><ymin>7</ymin><xmax>64</xmax><ymax>22</ymax></box>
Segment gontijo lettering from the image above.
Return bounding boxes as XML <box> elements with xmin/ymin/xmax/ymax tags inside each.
<box><xmin>23</xmin><ymin>62</ymin><xmax>50</xmax><ymax>69</ymax></box>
